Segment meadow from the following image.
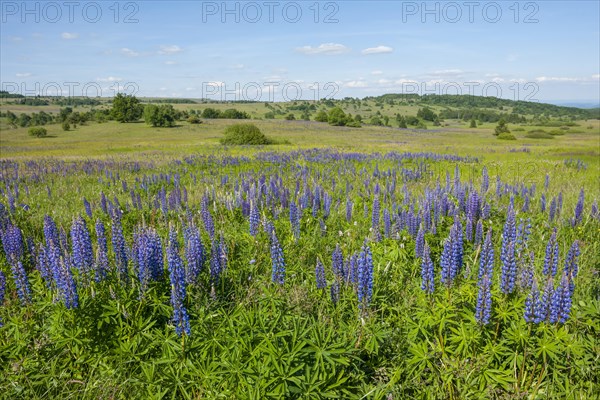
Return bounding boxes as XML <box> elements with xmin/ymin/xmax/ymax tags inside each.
<box><xmin>0</xmin><ymin>103</ymin><xmax>599</xmax><ymax>399</ymax></box>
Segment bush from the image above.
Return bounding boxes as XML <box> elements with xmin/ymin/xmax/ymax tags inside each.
<box><xmin>28</xmin><ymin>127</ymin><xmax>47</xmax><ymax>137</ymax></box>
<box><xmin>187</xmin><ymin>115</ymin><xmax>202</xmax><ymax>124</ymax></box>
<box><xmin>62</xmin><ymin>122</ymin><xmax>71</xmax><ymax>131</ymax></box>
<box><xmin>285</xmin><ymin>113</ymin><xmax>296</xmax><ymax>121</ymax></box>
<box><xmin>497</xmin><ymin>132</ymin><xmax>517</xmax><ymax>140</ymax></box>
<box><xmin>526</xmin><ymin>131</ymin><xmax>554</xmax><ymax>139</ymax></box>
<box><xmin>144</xmin><ymin>104</ymin><xmax>177</xmax><ymax>127</ymax></box>
<box><xmin>221</xmin><ymin>123</ymin><xmax>272</xmax><ymax>145</ymax></box>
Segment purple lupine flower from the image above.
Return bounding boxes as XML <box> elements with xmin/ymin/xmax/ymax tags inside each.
<box><xmin>500</xmin><ymin>240</ymin><xmax>517</xmax><ymax>294</ymax></box>
<box><xmin>100</xmin><ymin>191</ymin><xmax>108</xmax><ymax>214</ymax></box>
<box><xmin>332</xmin><ymin>244</ymin><xmax>344</xmax><ymax>280</ymax></box>
<box><xmin>415</xmin><ymin>225</ymin><xmax>425</xmax><ymax>259</ymax></box>
<box><xmin>184</xmin><ymin>224</ymin><xmax>204</xmax><ymax>285</ymax></box>
<box><xmin>95</xmin><ymin>219</ymin><xmax>109</xmax><ymax>282</ymax></box>
<box><xmin>270</xmin><ymin>229</ymin><xmax>285</xmax><ymax>285</ymax></box>
<box><xmin>111</xmin><ymin>214</ymin><xmax>129</xmax><ymax>283</ymax></box>
<box><xmin>549</xmin><ymin>197</ymin><xmax>557</xmax><ymax>222</ymax></box>
<box><xmin>543</xmin><ymin>229</ymin><xmax>559</xmax><ymax>277</ymax></box>
<box><xmin>167</xmin><ymin>228</ymin><xmax>190</xmax><ymax>337</ymax></box>
<box><xmin>572</xmin><ymin>188</ymin><xmax>584</xmax><ymax>226</ymax></box>
<box><xmin>481</xmin><ymin>166</ymin><xmax>489</xmax><ymax>194</ymax></box>
<box><xmin>535</xmin><ymin>278</ymin><xmax>554</xmax><ymax>323</ymax></box>
<box><xmin>209</xmin><ymin>237</ymin><xmax>223</xmax><ymax>286</ymax></box>
<box><xmin>345</xmin><ymin>253</ymin><xmax>359</xmax><ymax>287</ymax></box>
<box><xmin>50</xmin><ymin>252</ymin><xmax>78</xmax><ymax>309</ymax></box>
<box><xmin>544</xmin><ymin>174</ymin><xmax>550</xmax><ymax>190</ymax></box>
<box><xmin>555</xmin><ymin>273</ymin><xmax>574</xmax><ymax>323</ymax></box>
<box><xmin>524</xmin><ymin>278</ymin><xmax>539</xmax><ymax>323</ymax></box>
<box><xmin>346</xmin><ymin>199</ymin><xmax>353</xmax><ymax>222</ymax></box>
<box><xmin>2</xmin><ymin>224</ymin><xmax>23</xmax><ymax>266</ymax></box>
<box><xmin>289</xmin><ymin>202</ymin><xmax>300</xmax><ymax>239</ymax></box>
<box><xmin>249</xmin><ymin>202</ymin><xmax>260</xmax><ymax>237</ymax></box>
<box><xmin>450</xmin><ymin>217</ymin><xmax>464</xmax><ymax>278</ymax></box>
<box><xmin>521</xmin><ymin>193</ymin><xmax>530</xmax><ymax>213</ymax></box>
<box><xmin>518</xmin><ymin>251</ymin><xmax>535</xmax><ymax>291</ymax></box>
<box><xmin>315</xmin><ymin>259</ymin><xmax>326</xmax><ymax>290</ymax></box>
<box><xmin>540</xmin><ymin>194</ymin><xmax>546</xmax><ymax>213</ymax></box>
<box><xmin>372</xmin><ymin>196</ymin><xmax>381</xmax><ymax>241</ymax></box>
<box><xmin>357</xmin><ymin>242</ymin><xmax>374</xmax><ymax>311</ymax></box>
<box><xmin>549</xmin><ymin>273</ymin><xmax>572</xmax><ymax>324</ymax></box>
<box><xmin>478</xmin><ymin>228</ymin><xmax>494</xmax><ymax>281</ymax></box>
<box><xmin>383</xmin><ymin>208</ymin><xmax>391</xmax><ymax>238</ymax></box>
<box><xmin>440</xmin><ymin>236</ymin><xmax>454</xmax><ymax>286</ymax></box>
<box><xmin>71</xmin><ymin>216</ymin><xmax>94</xmax><ymax>281</ymax></box>
<box><xmin>0</xmin><ymin>270</ymin><xmax>5</xmax><ymax>325</ymax></box>
<box><xmin>201</xmin><ymin>195</ymin><xmax>215</xmax><ymax>240</ymax></box>
<box><xmin>83</xmin><ymin>197</ymin><xmax>93</xmax><ymax>218</ymax></box>
<box><xmin>475</xmin><ymin>273</ymin><xmax>492</xmax><ymax>325</ymax></box>
<box><xmin>420</xmin><ymin>241</ymin><xmax>434</xmax><ymax>294</ymax></box>
<box><xmin>474</xmin><ymin>219</ymin><xmax>483</xmax><ymax>245</ymax></box>
<box><xmin>218</xmin><ymin>235</ymin><xmax>228</xmax><ymax>272</ymax></box>
<box><xmin>563</xmin><ymin>240</ymin><xmax>580</xmax><ymax>283</ymax></box>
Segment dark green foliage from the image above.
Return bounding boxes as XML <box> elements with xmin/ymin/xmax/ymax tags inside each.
<box><xmin>111</xmin><ymin>93</ymin><xmax>143</xmax><ymax>123</ymax></box>
<box><xmin>497</xmin><ymin>132</ymin><xmax>517</xmax><ymax>140</ymax></box>
<box><xmin>221</xmin><ymin>123</ymin><xmax>272</xmax><ymax>145</ymax></box>
<box><xmin>28</xmin><ymin>127</ymin><xmax>47</xmax><ymax>137</ymax></box>
<box><xmin>314</xmin><ymin>110</ymin><xmax>329</xmax><ymax>122</ymax></box>
<box><xmin>187</xmin><ymin>115</ymin><xmax>202</xmax><ymax>124</ymax></box>
<box><xmin>328</xmin><ymin>107</ymin><xmax>348</xmax><ymax>126</ymax></box>
<box><xmin>143</xmin><ymin>104</ymin><xmax>177</xmax><ymax>127</ymax></box>
<box><xmin>494</xmin><ymin>119</ymin><xmax>510</xmax><ymax>136</ymax></box>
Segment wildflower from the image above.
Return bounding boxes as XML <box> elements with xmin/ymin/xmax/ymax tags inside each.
<box><xmin>420</xmin><ymin>242</ymin><xmax>434</xmax><ymax>294</ymax></box>
<box><xmin>167</xmin><ymin>228</ymin><xmax>190</xmax><ymax>337</ymax></box>
<box><xmin>357</xmin><ymin>242</ymin><xmax>374</xmax><ymax>310</ymax></box>
<box><xmin>184</xmin><ymin>224</ymin><xmax>204</xmax><ymax>284</ymax></box>
<box><xmin>270</xmin><ymin>229</ymin><xmax>285</xmax><ymax>285</ymax></box>
<box><xmin>95</xmin><ymin>219</ymin><xmax>109</xmax><ymax>282</ymax></box>
<box><xmin>315</xmin><ymin>259</ymin><xmax>326</xmax><ymax>289</ymax></box>
<box><xmin>475</xmin><ymin>273</ymin><xmax>492</xmax><ymax>325</ymax></box>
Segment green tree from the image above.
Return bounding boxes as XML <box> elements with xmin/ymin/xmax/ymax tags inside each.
<box><xmin>144</xmin><ymin>104</ymin><xmax>177</xmax><ymax>127</ymax></box>
<box><xmin>314</xmin><ymin>110</ymin><xmax>329</xmax><ymax>122</ymax></box>
<box><xmin>221</xmin><ymin>123</ymin><xmax>272</xmax><ymax>145</ymax></box>
<box><xmin>494</xmin><ymin>119</ymin><xmax>510</xmax><ymax>136</ymax></box>
<box><xmin>470</xmin><ymin>118</ymin><xmax>477</xmax><ymax>128</ymax></box>
<box><xmin>328</xmin><ymin>107</ymin><xmax>347</xmax><ymax>126</ymax></box>
<box><xmin>417</xmin><ymin>106</ymin><xmax>437</xmax><ymax>121</ymax></box>
<box><xmin>28</xmin><ymin>127</ymin><xmax>47</xmax><ymax>137</ymax></box>
<box><xmin>62</xmin><ymin>121</ymin><xmax>71</xmax><ymax>131</ymax></box>
<box><xmin>285</xmin><ymin>113</ymin><xmax>296</xmax><ymax>120</ymax></box>
<box><xmin>111</xmin><ymin>93</ymin><xmax>142</xmax><ymax>122</ymax></box>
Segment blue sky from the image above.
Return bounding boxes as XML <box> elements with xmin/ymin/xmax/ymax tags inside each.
<box><xmin>1</xmin><ymin>1</ymin><xmax>599</xmax><ymax>103</ymax></box>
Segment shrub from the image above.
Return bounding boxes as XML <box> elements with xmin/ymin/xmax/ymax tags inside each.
<box><xmin>187</xmin><ymin>115</ymin><xmax>202</xmax><ymax>124</ymax></box>
<box><xmin>62</xmin><ymin>122</ymin><xmax>71</xmax><ymax>131</ymax></box>
<box><xmin>497</xmin><ymin>132</ymin><xmax>517</xmax><ymax>140</ymax></box>
<box><xmin>526</xmin><ymin>131</ymin><xmax>554</xmax><ymax>139</ymax></box>
<box><xmin>285</xmin><ymin>113</ymin><xmax>296</xmax><ymax>121</ymax></box>
<box><xmin>221</xmin><ymin>123</ymin><xmax>272</xmax><ymax>145</ymax></box>
<box><xmin>28</xmin><ymin>127</ymin><xmax>47</xmax><ymax>137</ymax></box>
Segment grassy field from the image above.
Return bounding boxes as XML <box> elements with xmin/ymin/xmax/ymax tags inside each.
<box><xmin>1</xmin><ymin>100</ymin><xmax>599</xmax><ymax>399</ymax></box>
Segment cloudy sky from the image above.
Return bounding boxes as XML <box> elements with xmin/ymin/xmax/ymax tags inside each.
<box><xmin>2</xmin><ymin>1</ymin><xmax>599</xmax><ymax>103</ymax></box>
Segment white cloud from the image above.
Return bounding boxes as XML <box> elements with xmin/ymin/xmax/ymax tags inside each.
<box><xmin>430</xmin><ymin>69</ymin><xmax>464</xmax><ymax>77</ymax></box>
<box><xmin>121</xmin><ymin>48</ymin><xmax>140</xmax><ymax>57</ymax></box>
<box><xmin>345</xmin><ymin>80</ymin><xmax>368</xmax><ymax>88</ymax></box>
<box><xmin>536</xmin><ymin>76</ymin><xmax>579</xmax><ymax>82</ymax></box>
<box><xmin>165</xmin><ymin>60</ymin><xmax>178</xmax><ymax>65</ymax></box>
<box><xmin>96</xmin><ymin>76</ymin><xmax>122</xmax><ymax>82</ymax></box>
<box><xmin>10</xmin><ymin>36</ymin><xmax>23</xmax><ymax>42</ymax></box>
<box><xmin>232</xmin><ymin>63</ymin><xmax>245</xmax><ymax>69</ymax></box>
<box><xmin>296</xmin><ymin>43</ymin><xmax>350</xmax><ymax>55</ymax></box>
<box><xmin>592</xmin><ymin>74</ymin><xmax>600</xmax><ymax>80</ymax></box>
<box><xmin>61</xmin><ymin>32</ymin><xmax>79</xmax><ymax>40</ymax></box>
<box><xmin>158</xmin><ymin>45</ymin><xmax>183</xmax><ymax>55</ymax></box>
<box><xmin>371</xmin><ymin>70</ymin><xmax>383</xmax><ymax>75</ymax></box>
<box><xmin>16</xmin><ymin>72</ymin><xmax>32</xmax><ymax>78</ymax></box>
<box><xmin>185</xmin><ymin>87</ymin><xmax>196</xmax><ymax>91</ymax></box>
<box><xmin>361</xmin><ymin>45</ymin><xmax>393</xmax><ymax>55</ymax></box>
